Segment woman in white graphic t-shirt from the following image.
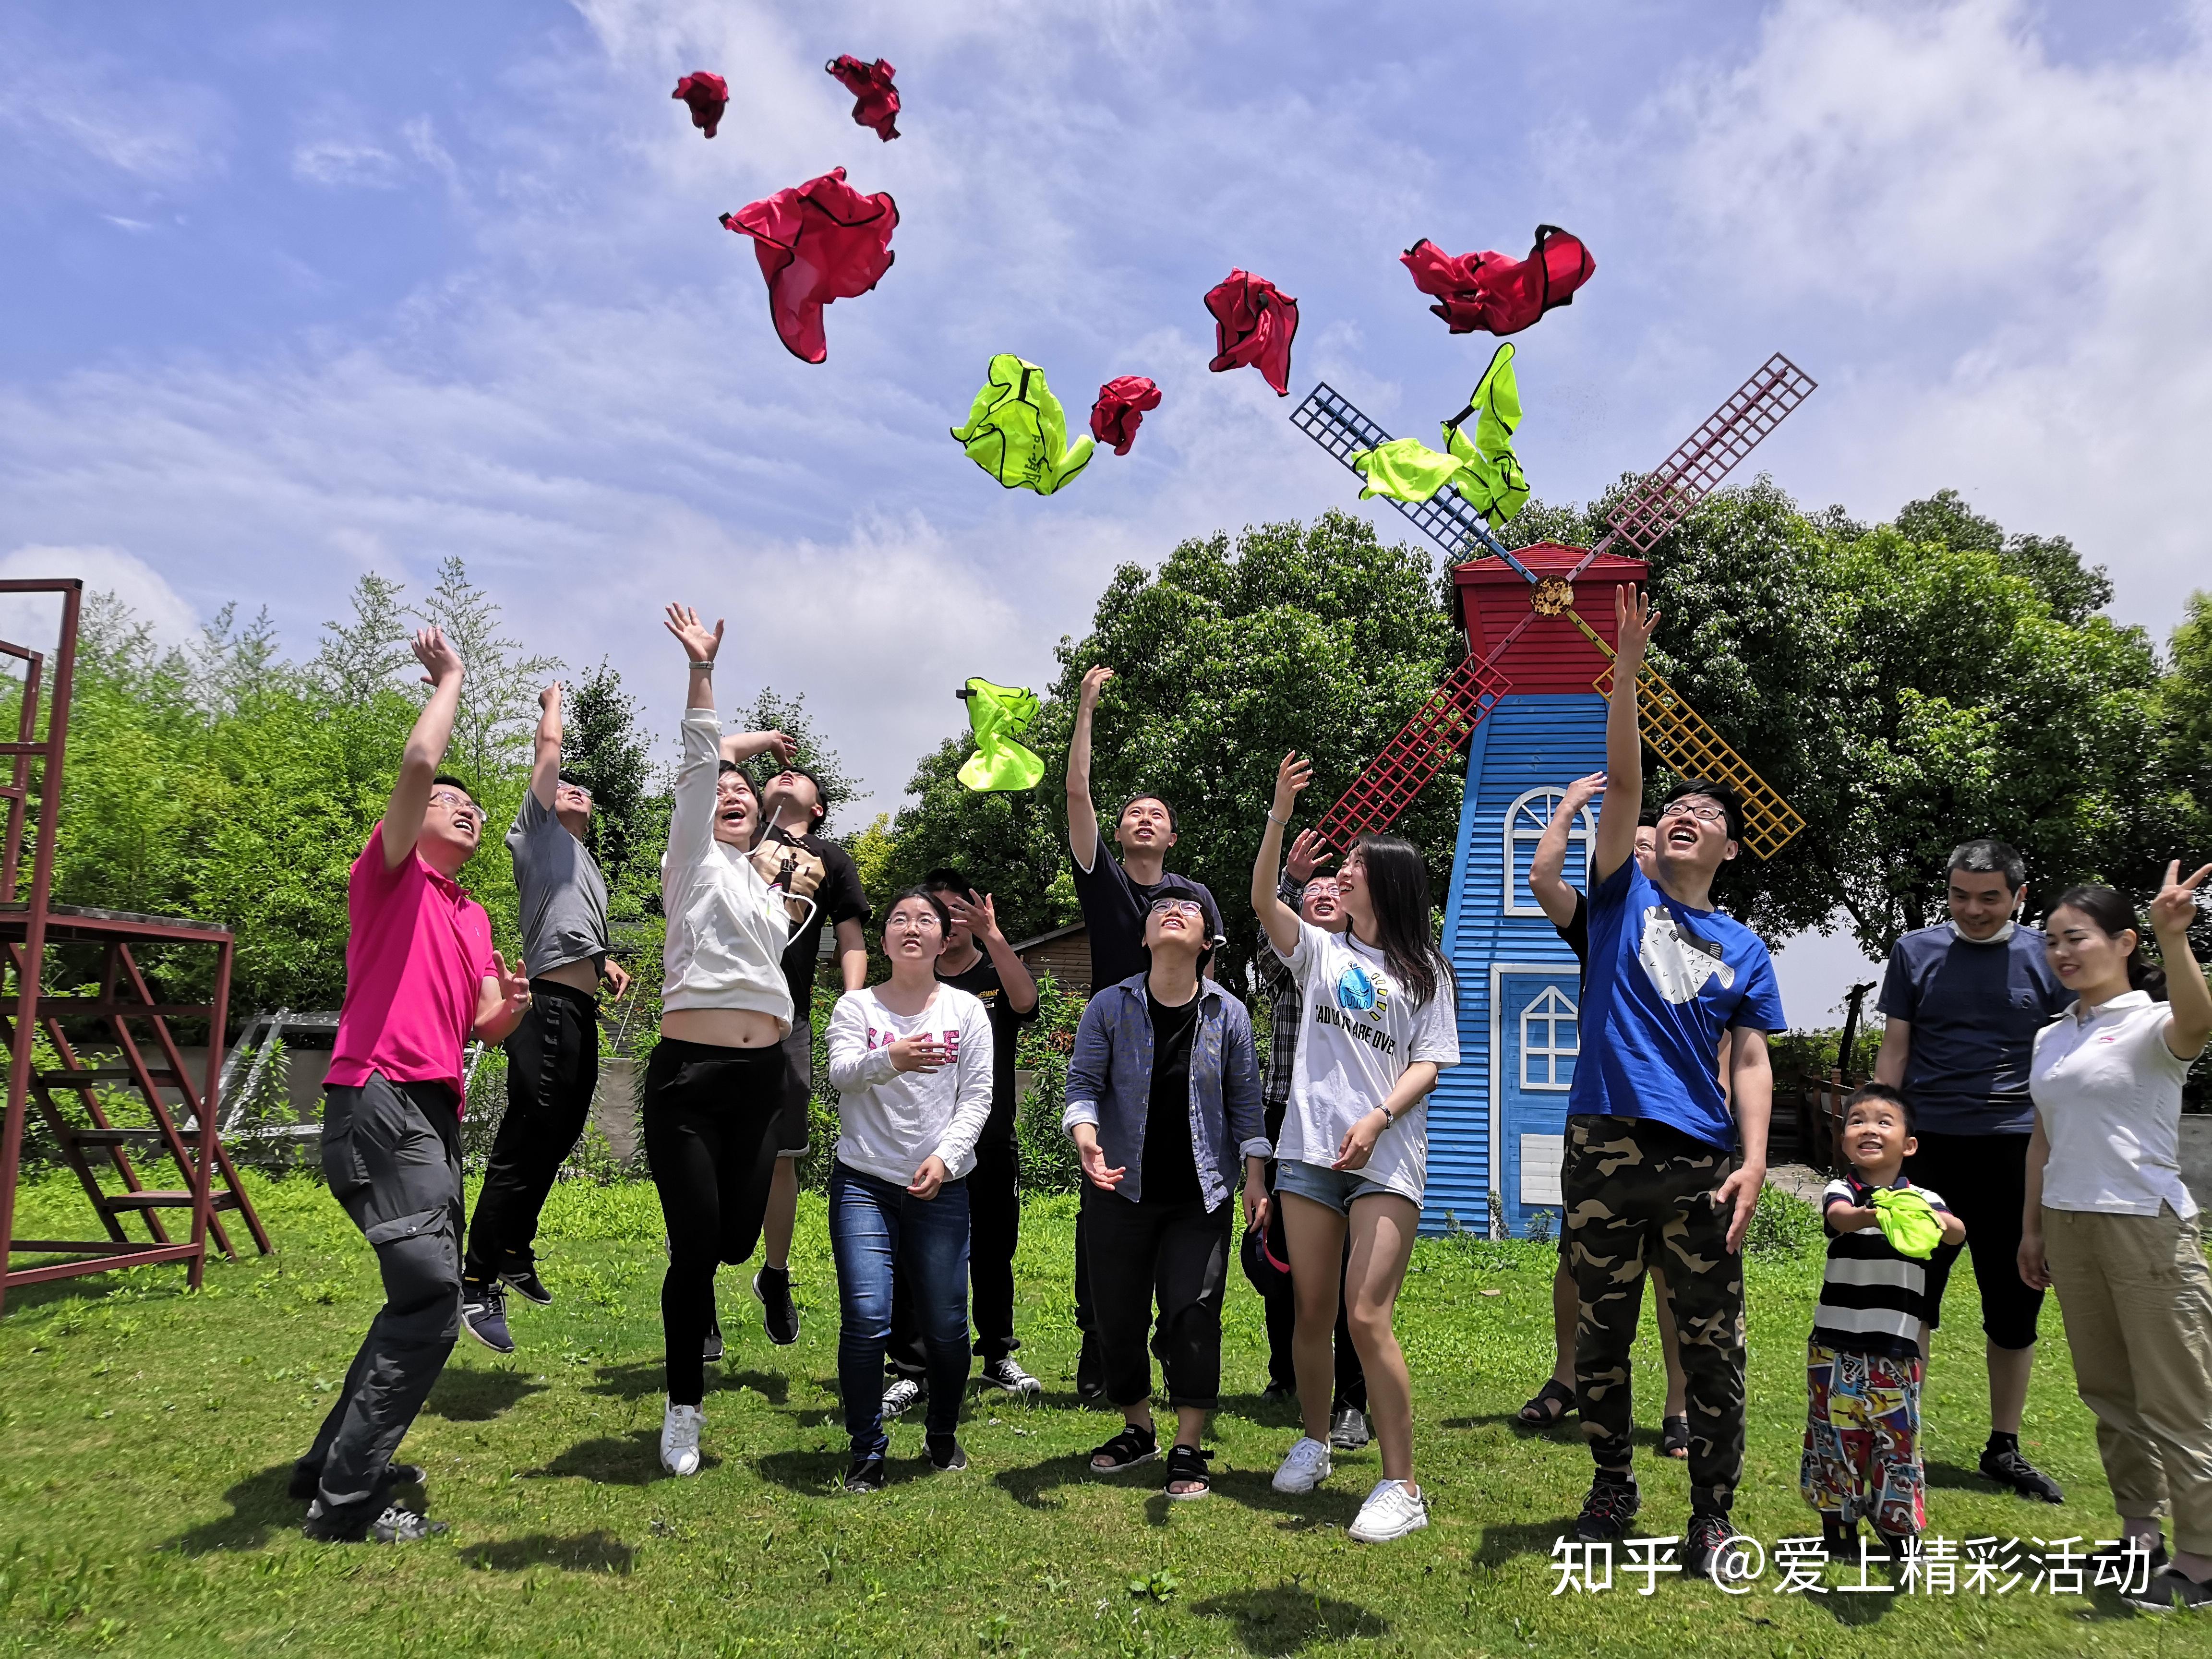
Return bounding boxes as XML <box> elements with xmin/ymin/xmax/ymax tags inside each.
<box><xmin>1250</xmin><ymin>751</ymin><xmax>1459</xmax><ymax>1545</ymax></box>
<box><xmin>2019</xmin><ymin>865</ymin><xmax>2212</xmax><ymax>1611</ymax></box>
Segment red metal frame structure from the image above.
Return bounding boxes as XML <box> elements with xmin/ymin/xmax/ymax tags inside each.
<box><xmin>0</xmin><ymin>578</ymin><xmax>267</xmax><ymax>1317</ymax></box>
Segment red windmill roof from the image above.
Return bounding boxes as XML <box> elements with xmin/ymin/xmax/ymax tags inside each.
<box><xmin>1451</xmin><ymin>542</ymin><xmax>1648</xmax><ymax>694</ymax></box>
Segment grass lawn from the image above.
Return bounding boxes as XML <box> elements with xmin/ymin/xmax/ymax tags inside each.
<box><xmin>0</xmin><ymin>1169</ymin><xmax>2199</xmax><ymax>1657</ymax></box>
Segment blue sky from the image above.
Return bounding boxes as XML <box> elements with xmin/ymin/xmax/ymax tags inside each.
<box><xmin>3</xmin><ymin>0</ymin><xmax>2206</xmax><ymax>1020</ymax></box>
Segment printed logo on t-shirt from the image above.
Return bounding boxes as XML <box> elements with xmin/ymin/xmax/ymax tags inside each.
<box><xmin>1334</xmin><ymin>963</ymin><xmax>1390</xmax><ymax>1018</ymax></box>
<box><xmin>865</xmin><ymin>1024</ymin><xmax>960</xmax><ymax>1060</ymax></box>
<box><xmin>1637</xmin><ymin>906</ymin><xmax>1736</xmax><ymax>1004</ymax></box>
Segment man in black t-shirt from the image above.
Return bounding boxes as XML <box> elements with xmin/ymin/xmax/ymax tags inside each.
<box><xmin>883</xmin><ymin>869</ymin><xmax>1043</xmax><ymax>1415</ymax></box>
<box><xmin>1064</xmin><ymin>663</ymin><xmax>1224</xmax><ymax>1402</ymax></box>
<box><xmin>717</xmin><ymin>746</ymin><xmax>871</xmax><ymax>1354</ymax></box>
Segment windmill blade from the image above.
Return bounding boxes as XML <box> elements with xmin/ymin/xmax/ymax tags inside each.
<box><xmin>1290</xmin><ymin>383</ymin><xmax>1502</xmax><ymax>561</ymax></box>
<box><xmin>1312</xmin><ymin>652</ymin><xmax>1511</xmax><ymax>853</ymax></box>
<box><xmin>1593</xmin><ymin>659</ymin><xmax>1805</xmax><ymax>860</ymax></box>
<box><xmin>1598</xmin><ymin>354</ymin><xmax>1815</xmax><ymax>556</ymax></box>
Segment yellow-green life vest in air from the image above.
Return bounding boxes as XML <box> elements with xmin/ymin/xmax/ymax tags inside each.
<box><xmin>950</xmin><ymin>355</ymin><xmax>1094</xmax><ymax>496</ymax></box>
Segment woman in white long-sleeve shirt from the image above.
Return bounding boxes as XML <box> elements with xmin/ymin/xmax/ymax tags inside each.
<box><xmin>647</xmin><ymin>603</ymin><xmax>806</xmax><ymax>1479</ymax></box>
<box><xmin>825</xmin><ymin>888</ymin><xmax>994</xmax><ymax>1493</ymax></box>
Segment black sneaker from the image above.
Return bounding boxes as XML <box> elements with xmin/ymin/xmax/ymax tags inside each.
<box><xmin>926</xmin><ymin>1435</ymin><xmax>968</xmax><ymax>1473</ymax></box>
<box><xmin>1979</xmin><ymin>1442</ymin><xmax>2064</xmax><ymax>1503</ymax></box>
<box><xmin>500</xmin><ymin>1261</ymin><xmax>553</xmax><ymax>1306</ymax></box>
<box><xmin>1574</xmin><ymin>1472</ymin><xmax>1640</xmax><ymax>1541</ymax></box>
<box><xmin>460</xmin><ymin>1284</ymin><xmax>515</xmax><ymax>1355</ymax></box>
<box><xmin>303</xmin><ymin>1502</ymin><xmax>447</xmax><ymax>1544</ymax></box>
<box><xmin>754</xmin><ymin>1267</ymin><xmax>800</xmax><ymax>1346</ymax></box>
<box><xmin>288</xmin><ymin>1462</ymin><xmax>426</xmax><ymax>1503</ymax></box>
<box><xmin>881</xmin><ymin>1377</ymin><xmax>924</xmax><ymax>1420</ymax></box>
<box><xmin>842</xmin><ymin>1452</ymin><xmax>887</xmax><ymax>1494</ymax></box>
<box><xmin>702</xmin><ymin>1311</ymin><xmax>723</xmax><ymax>1364</ymax></box>
<box><xmin>2088</xmin><ymin>1534</ymin><xmax>2168</xmax><ymax>1582</ymax></box>
<box><xmin>2129</xmin><ymin>1567</ymin><xmax>2212</xmax><ymax>1613</ymax></box>
<box><xmin>1683</xmin><ymin>1512</ymin><xmax>1740</xmax><ymax>1581</ymax></box>
<box><xmin>977</xmin><ymin>1358</ymin><xmax>1042</xmax><ymax>1401</ymax></box>
<box><xmin>1260</xmin><ymin>1380</ymin><xmax>1296</xmax><ymax>1404</ymax></box>
<box><xmin>1820</xmin><ymin>1518</ymin><xmax>1859</xmax><ymax>1563</ymax></box>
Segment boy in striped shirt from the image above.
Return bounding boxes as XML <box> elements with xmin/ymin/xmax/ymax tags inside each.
<box><xmin>1803</xmin><ymin>1082</ymin><xmax>1967</xmax><ymax>1560</ymax></box>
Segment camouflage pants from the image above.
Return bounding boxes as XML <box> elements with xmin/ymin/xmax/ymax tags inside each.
<box><xmin>1563</xmin><ymin>1114</ymin><xmax>1746</xmax><ymax>1515</ymax></box>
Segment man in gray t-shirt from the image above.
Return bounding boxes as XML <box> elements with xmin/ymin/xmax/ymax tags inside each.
<box><xmin>461</xmin><ymin>683</ymin><xmax>631</xmax><ymax>1356</ymax></box>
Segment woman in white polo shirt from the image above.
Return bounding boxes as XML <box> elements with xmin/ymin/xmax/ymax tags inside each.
<box><xmin>2019</xmin><ymin>863</ymin><xmax>2212</xmax><ymax>1613</ymax></box>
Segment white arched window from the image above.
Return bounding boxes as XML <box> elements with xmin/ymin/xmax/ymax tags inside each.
<box><xmin>1521</xmin><ymin>984</ymin><xmax>1579</xmax><ymax>1091</ymax></box>
<box><xmin>1503</xmin><ymin>786</ymin><xmax>1596</xmax><ymax>916</ymax></box>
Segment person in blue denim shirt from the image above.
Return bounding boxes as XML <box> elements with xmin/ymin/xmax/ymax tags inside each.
<box><xmin>1064</xmin><ymin>896</ymin><xmax>1269</xmax><ymax>1499</ymax></box>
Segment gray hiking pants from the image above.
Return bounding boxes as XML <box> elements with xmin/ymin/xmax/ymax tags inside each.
<box><xmin>296</xmin><ymin>1072</ymin><xmax>464</xmax><ymax>1527</ymax></box>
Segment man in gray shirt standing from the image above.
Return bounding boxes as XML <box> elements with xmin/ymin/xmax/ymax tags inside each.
<box><xmin>461</xmin><ymin>682</ymin><xmax>630</xmax><ymax>1354</ymax></box>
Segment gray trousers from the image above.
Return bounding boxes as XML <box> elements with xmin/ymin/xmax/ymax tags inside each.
<box><xmin>296</xmin><ymin>1072</ymin><xmax>464</xmax><ymax>1527</ymax></box>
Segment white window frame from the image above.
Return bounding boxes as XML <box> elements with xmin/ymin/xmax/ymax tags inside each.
<box><xmin>1519</xmin><ymin>983</ymin><xmax>1579</xmax><ymax>1091</ymax></box>
<box><xmin>1502</xmin><ymin>786</ymin><xmax>1596</xmax><ymax>916</ymax></box>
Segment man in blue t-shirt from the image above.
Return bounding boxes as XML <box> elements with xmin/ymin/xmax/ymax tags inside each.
<box><xmin>1873</xmin><ymin>836</ymin><xmax>2071</xmax><ymax>1504</ymax></box>
<box><xmin>1562</xmin><ymin>588</ymin><xmax>1786</xmax><ymax>1577</ymax></box>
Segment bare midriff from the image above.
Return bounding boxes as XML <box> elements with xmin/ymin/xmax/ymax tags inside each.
<box><xmin>661</xmin><ymin>1007</ymin><xmax>785</xmax><ymax>1049</ymax></box>
<box><xmin>538</xmin><ymin>958</ymin><xmax>602</xmax><ymax>997</ymax></box>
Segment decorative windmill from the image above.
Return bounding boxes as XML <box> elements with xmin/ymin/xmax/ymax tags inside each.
<box><xmin>1290</xmin><ymin>356</ymin><xmax>1816</xmax><ymax>1238</ymax></box>
<box><xmin>1290</xmin><ymin>354</ymin><xmax>1815</xmax><ymax>861</ymax></box>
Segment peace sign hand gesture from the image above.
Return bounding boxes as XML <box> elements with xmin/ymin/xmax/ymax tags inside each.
<box><xmin>2149</xmin><ymin>859</ymin><xmax>2212</xmax><ymax>941</ymax></box>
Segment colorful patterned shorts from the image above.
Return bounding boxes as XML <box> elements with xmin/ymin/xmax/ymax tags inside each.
<box><xmin>1800</xmin><ymin>1343</ymin><xmax>1925</xmax><ymax>1536</ymax></box>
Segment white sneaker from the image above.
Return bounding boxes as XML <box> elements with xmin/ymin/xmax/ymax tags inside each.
<box><xmin>1349</xmin><ymin>1478</ymin><xmax>1430</xmax><ymax>1543</ymax></box>
<box><xmin>660</xmin><ymin>1400</ymin><xmax>703</xmax><ymax>1477</ymax></box>
<box><xmin>1271</xmin><ymin>1435</ymin><xmax>1333</xmax><ymax>1494</ymax></box>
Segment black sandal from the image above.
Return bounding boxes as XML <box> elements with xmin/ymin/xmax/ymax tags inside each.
<box><xmin>1517</xmin><ymin>1379</ymin><xmax>1575</xmax><ymax>1427</ymax></box>
<box><xmin>1661</xmin><ymin>1415</ymin><xmax>1690</xmax><ymax>1459</ymax></box>
<box><xmin>1164</xmin><ymin>1444</ymin><xmax>1211</xmax><ymax>1500</ymax></box>
<box><xmin>1088</xmin><ymin>1424</ymin><xmax>1158</xmax><ymax>1473</ymax></box>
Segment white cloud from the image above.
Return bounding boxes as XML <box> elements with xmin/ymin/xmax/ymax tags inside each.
<box><xmin>290</xmin><ymin>139</ymin><xmax>404</xmax><ymax>190</ymax></box>
<box><xmin>0</xmin><ymin>544</ymin><xmax>199</xmax><ymax>653</ymax></box>
<box><xmin>0</xmin><ymin>16</ymin><xmax>229</xmax><ymax>195</ymax></box>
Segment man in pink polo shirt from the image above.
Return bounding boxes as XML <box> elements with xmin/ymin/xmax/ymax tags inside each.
<box><xmin>294</xmin><ymin>625</ymin><xmax>533</xmax><ymax>1545</ymax></box>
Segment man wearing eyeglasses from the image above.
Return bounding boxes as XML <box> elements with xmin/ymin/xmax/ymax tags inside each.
<box><xmin>297</xmin><ymin>627</ymin><xmax>534</xmax><ymax>1545</ymax></box>
<box><xmin>460</xmin><ymin>682</ymin><xmax>633</xmax><ymax>1356</ymax></box>
<box><xmin>1065</xmin><ymin>663</ymin><xmax>1226</xmax><ymax>1403</ymax></box>
<box><xmin>1560</xmin><ymin>588</ymin><xmax>1785</xmax><ymax>1579</ymax></box>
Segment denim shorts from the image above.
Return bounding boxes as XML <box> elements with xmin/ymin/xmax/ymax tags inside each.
<box><xmin>1274</xmin><ymin>1158</ymin><xmax>1395</xmax><ymax>1216</ymax></box>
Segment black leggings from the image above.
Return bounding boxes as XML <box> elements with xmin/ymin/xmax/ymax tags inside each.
<box><xmin>643</xmin><ymin>1036</ymin><xmax>790</xmax><ymax>1407</ymax></box>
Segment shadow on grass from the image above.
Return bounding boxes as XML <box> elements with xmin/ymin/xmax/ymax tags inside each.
<box><xmin>1473</xmin><ymin>1516</ymin><xmax>1581</xmax><ymax>1566</ymax></box>
<box><xmin>523</xmin><ymin>1430</ymin><xmax>717</xmax><ymax>1486</ymax></box>
<box><xmin>423</xmin><ymin>1366</ymin><xmax>545</xmax><ymax>1422</ymax></box>
<box><xmin>584</xmin><ymin>1360</ymin><xmax>664</xmax><ymax>1402</ymax></box>
<box><xmin>1191</xmin><ymin>1585</ymin><xmax>1391</xmax><ymax>1656</ymax></box>
<box><xmin>458</xmin><ymin>1529</ymin><xmax>636</xmax><ymax>1575</ymax></box>
<box><xmin>720</xmin><ymin>1369</ymin><xmax>790</xmax><ymax>1406</ymax></box>
<box><xmin>166</xmin><ymin>1464</ymin><xmax>298</xmax><ymax>1555</ymax></box>
<box><xmin>1444</xmin><ymin>1407</ymin><xmax>1581</xmax><ymax>1443</ymax></box>
<box><xmin>752</xmin><ymin>1446</ymin><xmax>852</xmax><ymax>1496</ymax></box>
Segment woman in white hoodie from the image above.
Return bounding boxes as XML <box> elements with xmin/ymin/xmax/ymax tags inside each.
<box><xmin>648</xmin><ymin>603</ymin><xmax>805</xmax><ymax>1478</ymax></box>
<box><xmin>825</xmin><ymin>889</ymin><xmax>994</xmax><ymax>1493</ymax></box>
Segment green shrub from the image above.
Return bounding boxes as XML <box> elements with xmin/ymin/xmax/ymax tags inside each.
<box><xmin>1745</xmin><ymin>1183</ymin><xmax>1824</xmax><ymax>1256</ymax></box>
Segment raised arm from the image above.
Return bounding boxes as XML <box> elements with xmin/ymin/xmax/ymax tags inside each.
<box><xmin>719</xmin><ymin>729</ymin><xmax>796</xmax><ymax>768</ymax></box>
<box><xmin>661</xmin><ymin>604</ymin><xmax>725</xmax><ymax>872</ymax></box>
<box><xmin>1066</xmin><ymin>664</ymin><xmax>1111</xmax><ymax>872</ymax></box>
<box><xmin>2151</xmin><ymin>860</ymin><xmax>2212</xmax><ymax>1058</ymax></box>
<box><xmin>528</xmin><ymin>682</ymin><xmax>563</xmax><ymax>810</ymax></box>
<box><xmin>950</xmin><ymin>891</ymin><xmax>1039</xmax><ymax>1016</ymax></box>
<box><xmin>381</xmin><ymin>627</ymin><xmax>466</xmax><ymax>871</ymax></box>
<box><xmin>1531</xmin><ymin>771</ymin><xmax>1605</xmax><ymax>925</ymax></box>
<box><xmin>1592</xmin><ymin>587</ymin><xmax>1657</xmax><ymax>885</ymax></box>
<box><xmin>1251</xmin><ymin>752</ymin><xmax>1311</xmax><ymax>959</ymax></box>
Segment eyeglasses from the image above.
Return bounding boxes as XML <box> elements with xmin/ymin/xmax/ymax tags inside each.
<box><xmin>1658</xmin><ymin>801</ymin><xmax>1728</xmax><ymax>825</ymax></box>
<box><xmin>428</xmin><ymin>792</ymin><xmax>483</xmax><ymax>825</ymax></box>
<box><xmin>1149</xmin><ymin>898</ymin><xmax>1205</xmax><ymax>918</ymax></box>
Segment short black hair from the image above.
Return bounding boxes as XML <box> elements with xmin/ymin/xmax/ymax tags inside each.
<box><xmin>762</xmin><ymin>764</ymin><xmax>829</xmax><ymax>830</ymax></box>
<box><xmin>1659</xmin><ymin>779</ymin><xmax>1744</xmax><ymax>844</ymax></box>
<box><xmin>1118</xmin><ymin>793</ymin><xmax>1179</xmax><ymax>833</ymax></box>
<box><xmin>1948</xmin><ymin>837</ymin><xmax>2026</xmax><ymax>891</ymax></box>
<box><xmin>431</xmin><ymin>773</ymin><xmax>475</xmax><ymax>799</ymax></box>
<box><xmin>920</xmin><ymin>866</ymin><xmax>973</xmax><ymax>899</ymax></box>
<box><xmin>717</xmin><ymin>757</ymin><xmax>742</xmax><ymax>776</ymax></box>
<box><xmin>556</xmin><ymin>769</ymin><xmax>590</xmax><ymax>792</ymax></box>
<box><xmin>1843</xmin><ymin>1081</ymin><xmax>1914</xmax><ymax>1139</ymax></box>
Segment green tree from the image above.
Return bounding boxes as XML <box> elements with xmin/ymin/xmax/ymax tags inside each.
<box><xmin>730</xmin><ymin>685</ymin><xmax>856</xmax><ymax>833</ymax></box>
<box><xmin>1893</xmin><ymin>486</ymin><xmax>2114</xmax><ymax>626</ymax></box>
<box><xmin>412</xmin><ymin>556</ymin><xmax>559</xmax><ymax>789</ymax></box>
<box><xmin>885</xmin><ymin>510</ymin><xmax>1463</xmax><ymax>979</ymax></box>
<box><xmin>312</xmin><ymin>572</ymin><xmax>413</xmax><ymax>703</ymax></box>
<box><xmin>561</xmin><ymin>658</ymin><xmax>659</xmax><ymax>897</ymax></box>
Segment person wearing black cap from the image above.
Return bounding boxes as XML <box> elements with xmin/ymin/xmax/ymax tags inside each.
<box><xmin>1064</xmin><ymin>663</ymin><xmax>1226</xmax><ymax>1402</ymax></box>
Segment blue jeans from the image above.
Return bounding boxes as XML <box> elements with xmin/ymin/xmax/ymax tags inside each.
<box><xmin>830</xmin><ymin>1160</ymin><xmax>971</xmax><ymax>1455</ymax></box>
